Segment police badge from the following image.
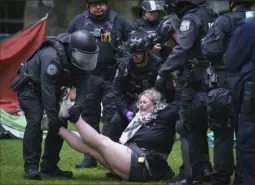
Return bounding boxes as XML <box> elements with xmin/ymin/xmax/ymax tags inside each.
<box><xmin>180</xmin><ymin>20</ymin><xmax>191</xmax><ymax>32</ymax></box>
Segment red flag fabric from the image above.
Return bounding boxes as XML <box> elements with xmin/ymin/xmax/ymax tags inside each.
<box><xmin>0</xmin><ymin>17</ymin><xmax>47</xmax><ymax>113</ymax></box>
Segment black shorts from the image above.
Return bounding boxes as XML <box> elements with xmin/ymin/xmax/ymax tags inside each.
<box><xmin>127</xmin><ymin>143</ymin><xmax>151</xmax><ymax>182</ymax></box>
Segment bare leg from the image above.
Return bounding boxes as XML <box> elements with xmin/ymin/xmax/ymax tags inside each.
<box><xmin>74</xmin><ymin>117</ymin><xmax>132</xmax><ymax>180</ymax></box>
<box><xmin>58</xmin><ymin>127</ymin><xmax>111</xmax><ymax>169</ymax></box>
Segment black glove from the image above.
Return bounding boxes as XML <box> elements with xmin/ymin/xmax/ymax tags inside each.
<box><xmin>67</xmin><ymin>105</ymin><xmax>82</xmax><ymax>123</ymax></box>
<box><xmin>155</xmin><ymin>75</ymin><xmax>175</xmax><ymax>102</ymax></box>
<box><xmin>48</xmin><ymin>119</ymin><xmax>63</xmax><ymax>134</ymax></box>
<box><xmin>155</xmin><ymin>75</ymin><xmax>167</xmax><ymax>93</ymax></box>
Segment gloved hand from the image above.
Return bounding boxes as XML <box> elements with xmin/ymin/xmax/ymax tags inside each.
<box><xmin>48</xmin><ymin>119</ymin><xmax>63</xmax><ymax>134</ymax></box>
<box><xmin>155</xmin><ymin>75</ymin><xmax>175</xmax><ymax>102</ymax></box>
<box><xmin>66</xmin><ymin>105</ymin><xmax>82</xmax><ymax>123</ymax></box>
<box><xmin>125</xmin><ymin>111</ymin><xmax>134</xmax><ymax>121</ymax></box>
<box><xmin>155</xmin><ymin>75</ymin><xmax>167</xmax><ymax>94</ymax></box>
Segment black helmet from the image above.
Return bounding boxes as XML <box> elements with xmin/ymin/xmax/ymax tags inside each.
<box><xmin>168</xmin><ymin>0</ymin><xmax>205</xmax><ymax>7</ymax></box>
<box><xmin>70</xmin><ymin>30</ymin><xmax>99</xmax><ymax>71</ymax></box>
<box><xmin>141</xmin><ymin>0</ymin><xmax>165</xmax><ymax>12</ymax></box>
<box><xmin>126</xmin><ymin>32</ymin><xmax>152</xmax><ymax>52</ymax></box>
<box><xmin>156</xmin><ymin>14</ymin><xmax>180</xmax><ymax>43</ymax></box>
<box><xmin>228</xmin><ymin>0</ymin><xmax>254</xmax><ymax>10</ymax></box>
<box><xmin>87</xmin><ymin>0</ymin><xmax>107</xmax><ymax>3</ymax></box>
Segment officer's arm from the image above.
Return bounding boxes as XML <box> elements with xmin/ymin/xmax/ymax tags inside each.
<box><xmin>113</xmin><ymin>16</ymin><xmax>132</xmax><ymax>44</ymax></box>
<box><xmin>223</xmin><ymin>19</ymin><xmax>254</xmax><ymax>72</ymax></box>
<box><xmin>113</xmin><ymin>64</ymin><xmax>130</xmax><ymax>116</ymax></box>
<box><xmin>159</xmin><ymin>17</ymin><xmax>198</xmax><ymax>76</ymax></box>
<box><xmin>130</xmin><ymin>20</ymin><xmax>140</xmax><ymax>32</ymax></box>
<box><xmin>73</xmin><ymin>72</ymin><xmax>90</xmax><ymax>109</ymax></box>
<box><xmin>66</xmin><ymin>14</ymin><xmax>82</xmax><ymax>33</ymax></box>
<box><xmin>40</xmin><ymin>55</ymin><xmax>60</xmax><ymax>124</ymax></box>
<box><xmin>201</xmin><ymin>16</ymin><xmax>231</xmax><ymax>61</ymax></box>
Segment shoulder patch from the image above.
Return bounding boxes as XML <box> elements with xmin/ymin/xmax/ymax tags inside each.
<box><xmin>46</xmin><ymin>64</ymin><xmax>58</xmax><ymax>76</ymax></box>
<box><xmin>180</xmin><ymin>20</ymin><xmax>191</xmax><ymax>32</ymax></box>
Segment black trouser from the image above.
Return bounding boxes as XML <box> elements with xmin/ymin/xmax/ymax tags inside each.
<box><xmin>81</xmin><ymin>75</ymin><xmax>116</xmax><ymax>134</ymax></box>
<box><xmin>17</xmin><ymin>85</ymin><xmax>67</xmax><ymax>172</ymax></box>
<box><xmin>212</xmin><ymin>125</ymin><xmax>234</xmax><ymax>184</ymax></box>
<box><xmin>237</xmin><ymin>115</ymin><xmax>254</xmax><ymax>185</ymax></box>
<box><xmin>104</xmin><ymin>100</ymin><xmax>138</xmax><ymax>142</ymax></box>
<box><xmin>180</xmin><ymin>85</ymin><xmax>234</xmax><ymax>184</ymax></box>
<box><xmin>178</xmin><ymin>86</ymin><xmax>211</xmax><ymax>178</ymax></box>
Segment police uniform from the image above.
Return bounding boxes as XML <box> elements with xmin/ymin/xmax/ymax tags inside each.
<box><xmin>67</xmin><ymin>5</ymin><xmax>132</xmax><ymax>167</ymax></box>
<box><xmin>131</xmin><ymin>0</ymin><xmax>165</xmax><ymax>35</ymax></box>
<box><xmin>106</xmin><ymin>53</ymin><xmax>162</xmax><ymax>142</ymax></box>
<box><xmin>131</xmin><ymin>18</ymin><xmax>160</xmax><ymax>35</ymax></box>
<box><xmin>223</xmin><ymin>16</ymin><xmax>254</xmax><ymax>185</ymax></box>
<box><xmin>13</xmin><ymin>31</ymin><xmax>99</xmax><ymax>179</ymax></box>
<box><xmin>67</xmin><ymin>9</ymin><xmax>131</xmax><ymax>133</ymax></box>
<box><xmin>201</xmin><ymin>4</ymin><xmax>254</xmax><ymax>185</ymax></box>
<box><xmin>156</xmin><ymin>1</ymin><xmax>218</xmax><ymax>184</ymax></box>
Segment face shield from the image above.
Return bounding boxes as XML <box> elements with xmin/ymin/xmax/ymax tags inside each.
<box><xmin>141</xmin><ymin>0</ymin><xmax>165</xmax><ymax>11</ymax></box>
<box><xmin>71</xmin><ymin>46</ymin><xmax>99</xmax><ymax>71</ymax></box>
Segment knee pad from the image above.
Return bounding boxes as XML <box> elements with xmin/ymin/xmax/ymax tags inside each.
<box><xmin>207</xmin><ymin>88</ymin><xmax>233</xmax><ymax>130</ymax></box>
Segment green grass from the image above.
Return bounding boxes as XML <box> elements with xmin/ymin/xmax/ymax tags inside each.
<box><xmin>0</xmin><ymin>125</ymin><xmax>234</xmax><ymax>185</ymax></box>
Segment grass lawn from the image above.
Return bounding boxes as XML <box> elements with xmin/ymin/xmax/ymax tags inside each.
<box><xmin>0</xmin><ymin>124</ymin><xmax>234</xmax><ymax>185</ymax></box>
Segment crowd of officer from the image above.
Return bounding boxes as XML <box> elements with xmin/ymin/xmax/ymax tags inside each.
<box><xmin>11</xmin><ymin>0</ymin><xmax>254</xmax><ymax>185</ymax></box>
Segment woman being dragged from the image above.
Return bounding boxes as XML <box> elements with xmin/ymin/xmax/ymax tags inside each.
<box><xmin>58</xmin><ymin>88</ymin><xmax>179</xmax><ymax>182</ymax></box>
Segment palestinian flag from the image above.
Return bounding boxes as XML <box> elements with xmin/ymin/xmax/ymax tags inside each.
<box><xmin>0</xmin><ymin>14</ymin><xmax>48</xmax><ymax>138</ymax></box>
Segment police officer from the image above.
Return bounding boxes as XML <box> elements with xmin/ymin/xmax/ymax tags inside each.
<box><xmin>66</xmin><ymin>0</ymin><xmax>132</xmax><ymax>168</ymax></box>
<box><xmin>155</xmin><ymin>1</ymin><xmax>218</xmax><ymax>184</ymax></box>
<box><xmin>132</xmin><ymin>0</ymin><xmax>165</xmax><ymax>34</ymax></box>
<box><xmin>132</xmin><ymin>0</ymin><xmax>165</xmax><ymax>55</ymax></box>
<box><xmin>11</xmin><ymin>30</ymin><xmax>99</xmax><ymax>180</ymax></box>
<box><xmin>201</xmin><ymin>1</ymin><xmax>254</xmax><ymax>184</ymax></box>
<box><xmin>223</xmin><ymin>16</ymin><xmax>254</xmax><ymax>185</ymax></box>
<box><xmin>105</xmin><ymin>32</ymin><xmax>165</xmax><ymax>142</ymax></box>
<box><xmin>155</xmin><ymin>14</ymin><xmax>180</xmax><ymax>61</ymax></box>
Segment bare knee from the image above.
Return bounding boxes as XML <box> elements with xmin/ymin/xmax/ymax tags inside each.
<box><xmin>93</xmin><ymin>134</ymin><xmax>114</xmax><ymax>152</ymax></box>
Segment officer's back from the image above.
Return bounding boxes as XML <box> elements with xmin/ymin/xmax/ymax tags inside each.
<box><xmin>201</xmin><ymin>0</ymin><xmax>254</xmax><ymax>63</ymax></box>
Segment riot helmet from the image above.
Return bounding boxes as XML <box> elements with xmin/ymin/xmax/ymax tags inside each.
<box><xmin>228</xmin><ymin>0</ymin><xmax>254</xmax><ymax>10</ymax></box>
<box><xmin>141</xmin><ymin>0</ymin><xmax>165</xmax><ymax>12</ymax></box>
<box><xmin>168</xmin><ymin>0</ymin><xmax>205</xmax><ymax>7</ymax></box>
<box><xmin>87</xmin><ymin>0</ymin><xmax>107</xmax><ymax>3</ymax></box>
<box><xmin>69</xmin><ymin>30</ymin><xmax>99</xmax><ymax>71</ymax></box>
<box><xmin>156</xmin><ymin>14</ymin><xmax>180</xmax><ymax>44</ymax></box>
<box><xmin>126</xmin><ymin>32</ymin><xmax>152</xmax><ymax>52</ymax></box>
<box><xmin>167</xmin><ymin>0</ymin><xmax>205</xmax><ymax>17</ymax></box>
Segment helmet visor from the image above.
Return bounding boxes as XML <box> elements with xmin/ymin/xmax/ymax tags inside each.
<box><xmin>71</xmin><ymin>46</ymin><xmax>99</xmax><ymax>71</ymax></box>
<box><xmin>141</xmin><ymin>0</ymin><xmax>165</xmax><ymax>11</ymax></box>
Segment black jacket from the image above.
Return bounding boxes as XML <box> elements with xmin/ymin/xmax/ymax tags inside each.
<box><xmin>113</xmin><ymin>53</ymin><xmax>162</xmax><ymax>116</ymax></box>
<box><xmin>23</xmin><ymin>38</ymin><xmax>88</xmax><ymax>125</ymax></box>
<box><xmin>128</xmin><ymin>103</ymin><xmax>179</xmax><ymax>154</ymax></box>
<box><xmin>159</xmin><ymin>6</ymin><xmax>218</xmax><ymax>76</ymax></box>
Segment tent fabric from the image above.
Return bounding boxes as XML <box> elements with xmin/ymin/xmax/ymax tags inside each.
<box><xmin>0</xmin><ymin>108</ymin><xmax>47</xmax><ymax>139</ymax></box>
<box><xmin>0</xmin><ymin>108</ymin><xmax>81</xmax><ymax>140</ymax></box>
<box><xmin>0</xmin><ymin>15</ymin><xmax>48</xmax><ymax>113</ymax></box>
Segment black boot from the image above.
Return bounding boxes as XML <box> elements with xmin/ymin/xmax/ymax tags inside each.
<box><xmin>24</xmin><ymin>169</ymin><xmax>41</xmax><ymax>180</ymax></box>
<box><xmin>202</xmin><ymin>163</ymin><xmax>213</xmax><ymax>182</ymax></box>
<box><xmin>41</xmin><ymin>166</ymin><xmax>73</xmax><ymax>178</ymax></box>
<box><xmin>167</xmin><ymin>174</ymin><xmax>203</xmax><ymax>185</ymax></box>
<box><xmin>75</xmin><ymin>155</ymin><xmax>97</xmax><ymax>168</ymax></box>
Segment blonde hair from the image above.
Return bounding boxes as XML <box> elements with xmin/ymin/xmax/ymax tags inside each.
<box><xmin>138</xmin><ymin>88</ymin><xmax>164</xmax><ymax>106</ymax></box>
